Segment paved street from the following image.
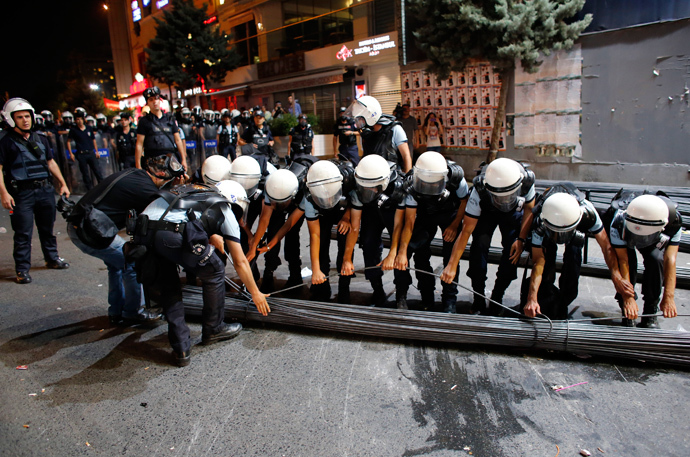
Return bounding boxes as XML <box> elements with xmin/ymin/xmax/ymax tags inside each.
<box><xmin>1</xmin><ymin>205</ymin><xmax>689</xmax><ymax>457</ymax></box>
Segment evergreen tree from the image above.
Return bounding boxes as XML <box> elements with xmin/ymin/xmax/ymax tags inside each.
<box><xmin>408</xmin><ymin>0</ymin><xmax>592</xmax><ymax>161</ymax></box>
<box><xmin>146</xmin><ymin>0</ymin><xmax>241</xmax><ymax>99</ymax></box>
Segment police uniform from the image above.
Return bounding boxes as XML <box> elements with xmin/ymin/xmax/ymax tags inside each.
<box><xmin>241</xmin><ymin>122</ymin><xmax>274</xmax><ymax>161</ymax></box>
<box><xmin>465</xmin><ymin>163</ymin><xmax>536</xmax><ymax>309</ymax></box>
<box><xmin>288</xmin><ymin>124</ymin><xmax>314</xmax><ymax>161</ymax></box>
<box><xmin>606</xmin><ymin>190</ymin><xmax>682</xmax><ymax>322</ymax></box>
<box><xmin>137</xmin><ymin>112</ymin><xmax>181</xmax><ymax>165</ymax></box>
<box><xmin>0</xmin><ymin>131</ymin><xmax>66</xmax><ymax>276</ymax></box>
<box><xmin>523</xmin><ymin>184</ymin><xmax>604</xmax><ymax>319</ymax></box>
<box><xmin>140</xmin><ymin>186</ymin><xmax>242</xmax><ymax>356</ymax></box>
<box><xmin>68</xmin><ymin>124</ymin><xmax>103</xmax><ymax>190</ymax></box>
<box><xmin>360</xmin><ymin>115</ymin><xmax>408</xmax><ymax>169</ymax></box>
<box><xmin>333</xmin><ymin>117</ymin><xmax>360</xmax><ymax>165</ymax></box>
<box><xmin>399</xmin><ymin>169</ymin><xmax>469</xmax><ymax>311</ymax></box>
<box><xmin>218</xmin><ymin>123</ymin><xmax>238</xmax><ymax>161</ymax></box>
<box><xmin>114</xmin><ymin>126</ymin><xmax>137</xmax><ymax>169</ymax></box>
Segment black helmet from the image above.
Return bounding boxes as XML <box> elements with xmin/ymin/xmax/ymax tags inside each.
<box><xmin>144</xmin><ymin>153</ymin><xmax>185</xmax><ymax>180</ymax></box>
<box><xmin>143</xmin><ymin>86</ymin><xmax>161</xmax><ymax>100</ymax></box>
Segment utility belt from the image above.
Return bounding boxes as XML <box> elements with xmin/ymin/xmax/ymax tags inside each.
<box><xmin>12</xmin><ymin>178</ymin><xmax>52</xmax><ymax>191</ymax></box>
<box><xmin>127</xmin><ymin>213</ymin><xmax>187</xmax><ymax>244</ymax></box>
<box><xmin>77</xmin><ymin>150</ymin><xmax>94</xmax><ymax>155</ymax></box>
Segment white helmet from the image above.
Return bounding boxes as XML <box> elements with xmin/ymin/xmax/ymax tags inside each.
<box><xmin>34</xmin><ymin>113</ymin><xmax>45</xmax><ymax>125</ymax></box>
<box><xmin>484</xmin><ymin>158</ymin><xmax>523</xmax><ymax>211</ymax></box>
<box><xmin>62</xmin><ymin>111</ymin><xmax>74</xmax><ymax>122</ymax></box>
<box><xmin>3</xmin><ymin>98</ymin><xmax>35</xmax><ymax>129</ymax></box>
<box><xmin>229</xmin><ymin>155</ymin><xmax>262</xmax><ymax>197</ymax></box>
<box><xmin>85</xmin><ymin>115</ymin><xmax>96</xmax><ymax>125</ymax></box>
<box><xmin>265</xmin><ymin>169</ymin><xmax>299</xmax><ymax>211</ymax></box>
<box><xmin>625</xmin><ymin>195</ymin><xmax>669</xmax><ymax>247</ymax></box>
<box><xmin>307</xmin><ymin>160</ymin><xmax>343</xmax><ymax>209</ymax></box>
<box><xmin>96</xmin><ymin>113</ymin><xmax>107</xmax><ymax>121</ymax></box>
<box><xmin>413</xmin><ymin>151</ymin><xmax>448</xmax><ymax>195</ymax></box>
<box><xmin>541</xmin><ymin>192</ymin><xmax>583</xmax><ymax>244</ymax></box>
<box><xmin>75</xmin><ymin>107</ymin><xmax>87</xmax><ymax>118</ymax></box>
<box><xmin>215</xmin><ymin>179</ymin><xmax>250</xmax><ymax>225</ymax></box>
<box><xmin>345</xmin><ymin>95</ymin><xmax>382</xmax><ymax>128</ymax></box>
<box><xmin>113</xmin><ymin>115</ymin><xmax>121</xmax><ymax>123</ymax></box>
<box><xmin>203</xmin><ymin>109</ymin><xmax>214</xmax><ymax>120</ymax></box>
<box><xmin>181</xmin><ymin>107</ymin><xmax>191</xmax><ymax>116</ymax></box>
<box><xmin>41</xmin><ymin>110</ymin><xmax>54</xmax><ymax>122</ymax></box>
<box><xmin>355</xmin><ymin>155</ymin><xmax>391</xmax><ymax>203</ymax></box>
<box><xmin>201</xmin><ymin>155</ymin><xmax>232</xmax><ymax>185</ymax></box>
<box><xmin>230</xmin><ymin>109</ymin><xmax>241</xmax><ymax>119</ymax></box>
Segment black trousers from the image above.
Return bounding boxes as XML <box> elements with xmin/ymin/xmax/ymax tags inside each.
<box><xmin>264</xmin><ymin>209</ymin><xmax>304</xmax><ymax>276</ymax></box>
<box><xmin>310</xmin><ymin>208</ymin><xmax>348</xmax><ymax>298</ymax></box>
<box><xmin>75</xmin><ymin>151</ymin><xmax>103</xmax><ymax>190</ymax></box>
<box><xmin>616</xmin><ymin>244</ymin><xmax>664</xmax><ymax>314</ymax></box>
<box><xmin>359</xmin><ymin>205</ymin><xmax>407</xmax><ymax>287</ymax></box>
<box><xmin>150</xmin><ymin>231</ymin><xmax>227</xmax><ymax>354</ymax></box>
<box><xmin>397</xmin><ymin>209</ymin><xmax>460</xmax><ymax>304</ymax></box>
<box><xmin>9</xmin><ymin>185</ymin><xmax>60</xmax><ymax>273</ymax></box>
<box><xmin>467</xmin><ymin>208</ymin><xmax>523</xmax><ymax>294</ymax></box>
<box><xmin>219</xmin><ymin>144</ymin><xmax>236</xmax><ymax>161</ymax></box>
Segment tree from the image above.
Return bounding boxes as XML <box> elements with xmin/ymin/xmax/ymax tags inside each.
<box><xmin>409</xmin><ymin>0</ymin><xmax>592</xmax><ymax>162</ymax></box>
<box><xmin>146</xmin><ymin>0</ymin><xmax>241</xmax><ymax>102</ymax></box>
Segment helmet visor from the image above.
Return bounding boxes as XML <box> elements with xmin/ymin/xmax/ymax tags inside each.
<box><xmin>356</xmin><ymin>183</ymin><xmax>384</xmax><ymax>204</ymax></box>
<box><xmin>232</xmin><ymin>199</ymin><xmax>249</xmax><ymax>226</ymax></box>
<box><xmin>544</xmin><ymin>228</ymin><xmax>576</xmax><ymax>245</ymax></box>
<box><xmin>412</xmin><ymin>167</ymin><xmax>447</xmax><ymax>195</ymax></box>
<box><xmin>625</xmin><ymin>231</ymin><xmax>660</xmax><ymax>249</ymax></box>
<box><xmin>309</xmin><ymin>180</ymin><xmax>343</xmax><ymax>209</ymax></box>
<box><xmin>489</xmin><ymin>189</ymin><xmax>519</xmax><ymax>212</ymax></box>
<box><xmin>270</xmin><ymin>198</ymin><xmax>293</xmax><ymax>213</ymax></box>
<box><xmin>229</xmin><ymin>173</ymin><xmax>261</xmax><ymax>198</ymax></box>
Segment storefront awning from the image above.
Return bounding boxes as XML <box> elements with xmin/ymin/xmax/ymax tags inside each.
<box><xmin>251</xmin><ymin>69</ymin><xmax>344</xmax><ymax>94</ymax></box>
<box><xmin>207</xmin><ymin>84</ymin><xmax>248</xmax><ymax>96</ymax></box>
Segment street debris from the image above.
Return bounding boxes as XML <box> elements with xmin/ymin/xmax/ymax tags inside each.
<box><xmin>597</xmin><ymin>448</ymin><xmax>605</xmax><ymax>453</ymax></box>
<box><xmin>86</xmin><ymin>442</ymin><xmax>91</xmax><ymax>447</ymax></box>
<box><xmin>451</xmin><ymin>384</ymin><xmax>457</xmax><ymax>390</ymax></box>
<box><xmin>552</xmin><ymin>382</ymin><xmax>588</xmax><ymax>392</ymax></box>
<box><xmin>0</xmin><ymin>227</ymin><xmax>6</xmax><ymax>233</ymax></box>
<box><xmin>141</xmin><ymin>403</ymin><xmax>148</xmax><ymax>408</ymax></box>
<box><xmin>23</xmin><ymin>424</ymin><xmax>29</xmax><ymax>428</ymax></box>
<box><xmin>301</xmin><ymin>267</ymin><xmax>312</xmax><ymax>278</ymax></box>
<box><xmin>580</xmin><ymin>449</ymin><xmax>591</xmax><ymax>456</ymax></box>
<box><xmin>16</xmin><ymin>365</ymin><xmax>28</xmax><ymax>370</ymax></box>
<box><xmin>28</xmin><ymin>393</ymin><xmax>37</xmax><ymax>397</ymax></box>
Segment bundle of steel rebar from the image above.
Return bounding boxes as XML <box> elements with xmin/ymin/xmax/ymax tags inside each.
<box><xmin>181</xmin><ymin>285</ymin><xmax>690</xmax><ymax>367</ymax></box>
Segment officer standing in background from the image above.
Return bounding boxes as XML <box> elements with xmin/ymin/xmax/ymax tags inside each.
<box><xmin>333</xmin><ymin>107</ymin><xmax>360</xmax><ymax>165</ymax></box>
<box><xmin>112</xmin><ymin>113</ymin><xmax>137</xmax><ymax>169</ymax></box>
<box><xmin>441</xmin><ymin>158</ymin><xmax>536</xmax><ymax>315</ymax></box>
<box><xmin>135</xmin><ymin>86</ymin><xmax>188</xmax><ymax>174</ymax></box>
<box><xmin>238</xmin><ymin>108</ymin><xmax>276</xmax><ymax>166</ymax></box>
<box><xmin>606</xmin><ymin>191</ymin><xmax>682</xmax><ymax>328</ymax></box>
<box><xmin>0</xmin><ymin>98</ymin><xmax>71</xmax><ymax>284</ymax></box>
<box><xmin>67</xmin><ymin>111</ymin><xmax>103</xmax><ymax>191</ymax></box>
<box><xmin>398</xmin><ymin>104</ymin><xmax>418</xmax><ymax>163</ymax></box>
<box><xmin>521</xmin><ymin>185</ymin><xmax>632</xmax><ymax>320</ymax></box>
<box><xmin>217</xmin><ymin>111</ymin><xmax>238</xmax><ymax>161</ymax></box>
<box><xmin>345</xmin><ymin>95</ymin><xmax>412</xmax><ymax>173</ymax></box>
<box><xmin>288</xmin><ymin>114</ymin><xmax>314</xmax><ymax>162</ymax></box>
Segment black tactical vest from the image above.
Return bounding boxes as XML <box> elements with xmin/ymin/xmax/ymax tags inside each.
<box><xmin>7</xmin><ymin>133</ymin><xmax>51</xmax><ymax>182</ymax></box>
<box><xmin>143</xmin><ymin>113</ymin><xmax>177</xmax><ymax>155</ymax></box>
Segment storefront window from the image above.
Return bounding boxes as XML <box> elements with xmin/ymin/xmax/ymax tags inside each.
<box><xmin>281</xmin><ymin>0</ymin><xmax>353</xmax><ymax>52</ymax></box>
<box><xmin>232</xmin><ymin>20</ymin><xmax>259</xmax><ymax>66</ymax></box>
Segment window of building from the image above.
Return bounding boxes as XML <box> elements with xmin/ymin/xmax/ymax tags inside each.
<box><xmin>281</xmin><ymin>0</ymin><xmax>353</xmax><ymax>52</ymax></box>
<box><xmin>232</xmin><ymin>20</ymin><xmax>259</xmax><ymax>66</ymax></box>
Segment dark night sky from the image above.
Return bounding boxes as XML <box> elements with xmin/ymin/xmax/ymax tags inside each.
<box><xmin>2</xmin><ymin>0</ymin><xmax>112</xmax><ymax>110</ymax></box>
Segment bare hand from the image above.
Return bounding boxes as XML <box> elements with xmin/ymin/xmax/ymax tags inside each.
<box><xmin>312</xmin><ymin>270</ymin><xmax>327</xmax><ymax>285</ymax></box>
<box><xmin>337</xmin><ymin>219</ymin><xmax>351</xmax><ymax>235</ymax></box>
<box><xmin>612</xmin><ymin>275</ymin><xmax>635</xmax><ymax>299</ymax></box>
<box><xmin>443</xmin><ymin>225</ymin><xmax>459</xmax><ymax>242</ymax></box>
<box><xmin>523</xmin><ymin>298</ymin><xmax>541</xmax><ymax>318</ymax></box>
<box><xmin>380</xmin><ymin>253</ymin><xmax>396</xmax><ymax>271</ymax></box>
<box><xmin>660</xmin><ymin>296</ymin><xmax>677</xmax><ymax>318</ymax></box>
<box><xmin>394</xmin><ymin>253</ymin><xmax>408</xmax><ymax>271</ymax></box>
<box><xmin>246</xmin><ymin>248</ymin><xmax>257</xmax><ymax>263</ymax></box>
<box><xmin>341</xmin><ymin>259</ymin><xmax>354</xmax><ymax>276</ymax></box>
<box><xmin>251</xmin><ymin>291</ymin><xmax>271</xmax><ymax>316</ymax></box>
<box><xmin>509</xmin><ymin>239</ymin><xmax>524</xmax><ymax>264</ymax></box>
<box><xmin>622</xmin><ymin>296</ymin><xmax>639</xmax><ymax>320</ymax></box>
<box><xmin>1</xmin><ymin>192</ymin><xmax>15</xmax><ymax>210</ymax></box>
<box><xmin>59</xmin><ymin>186</ymin><xmax>70</xmax><ymax>199</ymax></box>
<box><xmin>440</xmin><ymin>265</ymin><xmax>456</xmax><ymax>284</ymax></box>
<box><xmin>209</xmin><ymin>234</ymin><xmax>225</xmax><ymax>254</ymax></box>
<box><xmin>257</xmin><ymin>245</ymin><xmax>269</xmax><ymax>254</ymax></box>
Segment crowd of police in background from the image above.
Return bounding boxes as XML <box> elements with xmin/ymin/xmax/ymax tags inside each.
<box><xmin>0</xmin><ymin>89</ymin><xmax>682</xmax><ymax>367</ymax></box>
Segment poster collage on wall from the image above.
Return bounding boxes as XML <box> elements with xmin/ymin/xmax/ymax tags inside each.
<box><xmin>401</xmin><ymin>64</ymin><xmax>506</xmax><ymax>151</ymax></box>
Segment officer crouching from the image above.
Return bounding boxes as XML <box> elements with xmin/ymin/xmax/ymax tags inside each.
<box><xmin>130</xmin><ymin>173</ymin><xmax>270</xmax><ymax>366</ymax></box>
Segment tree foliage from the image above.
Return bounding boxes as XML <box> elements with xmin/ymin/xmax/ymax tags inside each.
<box><xmin>409</xmin><ymin>0</ymin><xmax>592</xmax><ymax>77</ymax></box>
<box><xmin>146</xmin><ymin>0</ymin><xmax>241</xmax><ymax>90</ymax></box>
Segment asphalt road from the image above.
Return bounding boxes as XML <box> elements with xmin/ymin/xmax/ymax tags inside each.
<box><xmin>1</xmin><ymin>205</ymin><xmax>689</xmax><ymax>457</ymax></box>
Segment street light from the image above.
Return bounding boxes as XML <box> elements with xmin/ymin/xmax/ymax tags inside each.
<box><xmin>90</xmin><ymin>84</ymin><xmax>100</xmax><ymax>90</ymax></box>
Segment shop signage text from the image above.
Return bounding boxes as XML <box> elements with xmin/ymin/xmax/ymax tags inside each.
<box><xmin>336</xmin><ymin>35</ymin><xmax>396</xmax><ymax>61</ymax></box>
<box><xmin>257</xmin><ymin>53</ymin><xmax>305</xmax><ymax>79</ymax></box>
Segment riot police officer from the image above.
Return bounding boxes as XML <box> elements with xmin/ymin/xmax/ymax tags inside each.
<box><xmin>67</xmin><ymin>111</ymin><xmax>104</xmax><ymax>191</ymax></box>
<box><xmin>288</xmin><ymin>114</ymin><xmax>314</xmax><ymax>162</ymax></box>
<box><xmin>341</xmin><ymin>154</ymin><xmax>407</xmax><ymax>306</ymax></box>
<box><xmin>135</xmin><ymin>86</ymin><xmax>188</xmax><ymax>175</ymax></box>
<box><xmin>0</xmin><ymin>98</ymin><xmax>71</xmax><ymax>284</ymax></box>
<box><xmin>113</xmin><ymin>113</ymin><xmax>137</xmax><ymax>169</ymax></box>
<box><xmin>217</xmin><ymin>111</ymin><xmax>238</xmax><ymax>160</ymax></box>
<box><xmin>522</xmin><ymin>185</ymin><xmax>631</xmax><ymax>320</ymax></box>
<box><xmin>441</xmin><ymin>158</ymin><xmax>536</xmax><ymax>315</ymax></box>
<box><xmin>345</xmin><ymin>95</ymin><xmax>412</xmax><ymax>173</ymax></box>
<box><xmin>135</xmin><ymin>179</ymin><xmax>269</xmax><ymax>366</ymax></box>
<box><xmin>239</xmin><ymin>108</ymin><xmax>276</xmax><ymax>165</ymax></box>
<box><xmin>395</xmin><ymin>151</ymin><xmax>469</xmax><ymax>312</ymax></box>
<box><xmin>607</xmin><ymin>192</ymin><xmax>682</xmax><ymax>328</ymax></box>
<box><xmin>333</xmin><ymin>106</ymin><xmax>360</xmax><ymax>165</ymax></box>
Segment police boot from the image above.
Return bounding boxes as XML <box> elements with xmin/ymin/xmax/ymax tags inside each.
<box><xmin>441</xmin><ymin>298</ymin><xmax>457</xmax><ymax>314</ymax></box>
<box><xmin>261</xmin><ymin>270</ymin><xmax>275</xmax><ymax>293</ymax></box>
<box><xmin>638</xmin><ymin>301</ymin><xmax>660</xmax><ymax>329</ymax></box>
<box><xmin>284</xmin><ymin>267</ymin><xmax>304</xmax><ymax>290</ymax></box>
<box><xmin>470</xmin><ymin>291</ymin><xmax>486</xmax><ymax>315</ymax></box>
<box><xmin>337</xmin><ymin>275</ymin><xmax>351</xmax><ymax>304</ymax></box>
<box><xmin>371</xmin><ymin>278</ymin><xmax>387</xmax><ymax>307</ymax></box>
<box><xmin>420</xmin><ymin>289</ymin><xmax>435</xmax><ymax>311</ymax></box>
<box><xmin>488</xmin><ymin>288</ymin><xmax>506</xmax><ymax>316</ymax></box>
<box><xmin>310</xmin><ymin>279</ymin><xmax>331</xmax><ymax>302</ymax></box>
<box><xmin>395</xmin><ymin>288</ymin><xmax>408</xmax><ymax>310</ymax></box>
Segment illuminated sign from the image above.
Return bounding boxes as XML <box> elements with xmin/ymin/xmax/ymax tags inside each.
<box><xmin>203</xmin><ymin>16</ymin><xmax>217</xmax><ymax>25</ymax></box>
<box><xmin>142</xmin><ymin>0</ymin><xmax>150</xmax><ymax>6</ymax></box>
<box><xmin>183</xmin><ymin>87</ymin><xmax>204</xmax><ymax>97</ymax></box>
<box><xmin>131</xmin><ymin>0</ymin><xmax>141</xmax><ymax>21</ymax></box>
<box><xmin>335</xmin><ymin>35</ymin><xmax>396</xmax><ymax>61</ymax></box>
<box><xmin>129</xmin><ymin>77</ymin><xmax>150</xmax><ymax>94</ymax></box>
<box><xmin>156</xmin><ymin>0</ymin><xmax>169</xmax><ymax>8</ymax></box>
